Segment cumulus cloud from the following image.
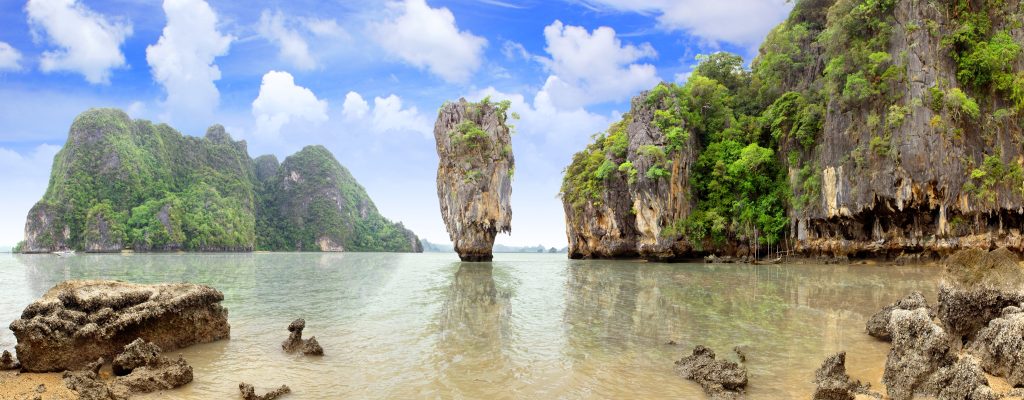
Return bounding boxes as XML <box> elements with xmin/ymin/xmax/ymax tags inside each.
<box><xmin>25</xmin><ymin>0</ymin><xmax>132</xmax><ymax>84</ymax></box>
<box><xmin>0</xmin><ymin>42</ymin><xmax>22</xmax><ymax>71</ymax></box>
<box><xmin>341</xmin><ymin>91</ymin><xmax>431</xmax><ymax>137</ymax></box>
<box><xmin>258</xmin><ymin>10</ymin><xmax>316</xmax><ymax>70</ymax></box>
<box><xmin>576</xmin><ymin>0</ymin><xmax>792</xmax><ymax>47</ymax></box>
<box><xmin>536</xmin><ymin>20</ymin><xmax>659</xmax><ymax>109</ymax></box>
<box><xmin>0</xmin><ymin>144</ymin><xmax>61</xmax><ymax>246</ymax></box>
<box><xmin>146</xmin><ymin>0</ymin><xmax>233</xmax><ymax>122</ymax></box>
<box><xmin>252</xmin><ymin>70</ymin><xmax>329</xmax><ymax>137</ymax></box>
<box><xmin>371</xmin><ymin>0</ymin><xmax>487</xmax><ymax>83</ymax></box>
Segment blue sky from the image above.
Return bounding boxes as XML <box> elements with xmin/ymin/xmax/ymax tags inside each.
<box><xmin>0</xmin><ymin>0</ymin><xmax>793</xmax><ymax>247</ymax></box>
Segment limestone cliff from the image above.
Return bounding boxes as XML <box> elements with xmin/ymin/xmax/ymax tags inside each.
<box><xmin>434</xmin><ymin>98</ymin><xmax>514</xmax><ymax>261</ymax></box>
<box><xmin>561</xmin><ymin>0</ymin><xmax>1024</xmax><ymax>260</ymax></box>
<box><xmin>256</xmin><ymin>145</ymin><xmax>423</xmax><ymax>252</ymax></box>
<box><xmin>21</xmin><ymin>108</ymin><xmax>421</xmax><ymax>253</ymax></box>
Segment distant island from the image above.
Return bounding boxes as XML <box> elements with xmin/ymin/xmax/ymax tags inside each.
<box><xmin>17</xmin><ymin>108</ymin><xmax>421</xmax><ymax>253</ymax></box>
<box><xmin>421</xmin><ymin>239</ymin><xmax>565</xmax><ymax>254</ymax></box>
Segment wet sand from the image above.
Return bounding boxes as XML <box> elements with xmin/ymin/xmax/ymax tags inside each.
<box><xmin>0</xmin><ymin>371</ymin><xmax>77</xmax><ymax>400</ymax></box>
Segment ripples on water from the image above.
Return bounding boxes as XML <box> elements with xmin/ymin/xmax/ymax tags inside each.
<box><xmin>0</xmin><ymin>253</ymin><xmax>940</xmax><ymax>398</ymax></box>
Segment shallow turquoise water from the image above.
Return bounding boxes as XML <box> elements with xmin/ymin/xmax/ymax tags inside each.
<box><xmin>0</xmin><ymin>253</ymin><xmax>940</xmax><ymax>398</ymax></box>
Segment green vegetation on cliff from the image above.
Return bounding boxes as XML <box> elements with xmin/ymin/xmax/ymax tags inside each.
<box><xmin>22</xmin><ymin>109</ymin><xmax>420</xmax><ymax>253</ymax></box>
<box><xmin>561</xmin><ymin>0</ymin><xmax>1024</xmax><ymax>257</ymax></box>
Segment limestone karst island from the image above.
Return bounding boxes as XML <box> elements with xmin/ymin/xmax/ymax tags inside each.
<box><xmin>1</xmin><ymin>0</ymin><xmax>1023</xmax><ymax>399</ymax></box>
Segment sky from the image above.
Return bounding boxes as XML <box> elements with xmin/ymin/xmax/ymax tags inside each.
<box><xmin>0</xmin><ymin>0</ymin><xmax>794</xmax><ymax>248</ymax></box>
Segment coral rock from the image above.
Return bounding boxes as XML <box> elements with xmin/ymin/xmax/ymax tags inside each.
<box><xmin>9</xmin><ymin>280</ymin><xmax>230</xmax><ymax>372</ymax></box>
<box><xmin>240</xmin><ymin>382</ymin><xmax>292</xmax><ymax>400</ymax></box>
<box><xmin>674</xmin><ymin>345</ymin><xmax>747</xmax><ymax>399</ymax></box>
<box><xmin>866</xmin><ymin>291</ymin><xmax>931</xmax><ymax>341</ymax></box>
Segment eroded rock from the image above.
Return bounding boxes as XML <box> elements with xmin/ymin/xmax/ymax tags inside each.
<box><xmin>918</xmin><ymin>355</ymin><xmax>997</xmax><ymax>400</ymax></box>
<box><xmin>112</xmin><ymin>338</ymin><xmax>161</xmax><ymax>376</ymax></box>
<box><xmin>866</xmin><ymin>292</ymin><xmax>931</xmax><ymax>340</ymax></box>
<box><xmin>239</xmin><ymin>382</ymin><xmax>292</xmax><ymax>400</ymax></box>
<box><xmin>110</xmin><ymin>354</ymin><xmax>192</xmax><ymax>395</ymax></box>
<box><xmin>1</xmin><ymin>349</ymin><xmax>19</xmax><ymax>370</ymax></box>
<box><xmin>281</xmin><ymin>319</ymin><xmax>324</xmax><ymax>356</ymax></box>
<box><xmin>812</xmin><ymin>352</ymin><xmax>878</xmax><ymax>400</ymax></box>
<box><xmin>882</xmin><ymin>308</ymin><xmax>955</xmax><ymax>400</ymax></box>
<box><xmin>938</xmin><ymin>248</ymin><xmax>1024</xmax><ymax>342</ymax></box>
<box><xmin>674</xmin><ymin>345</ymin><xmax>747</xmax><ymax>399</ymax></box>
<box><xmin>62</xmin><ymin>358</ymin><xmax>115</xmax><ymax>400</ymax></box>
<box><xmin>969</xmin><ymin>306</ymin><xmax>1024</xmax><ymax>387</ymax></box>
<box><xmin>434</xmin><ymin>98</ymin><xmax>514</xmax><ymax>262</ymax></box>
<box><xmin>10</xmin><ymin>280</ymin><xmax>230</xmax><ymax>372</ymax></box>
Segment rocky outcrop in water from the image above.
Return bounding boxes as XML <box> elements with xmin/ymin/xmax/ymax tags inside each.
<box><xmin>560</xmin><ymin>0</ymin><xmax>1024</xmax><ymax>260</ymax></box>
<box><xmin>937</xmin><ymin>248</ymin><xmax>1024</xmax><ymax>341</ymax></box>
<box><xmin>434</xmin><ymin>98</ymin><xmax>514</xmax><ymax>261</ymax></box>
<box><xmin>240</xmin><ymin>382</ymin><xmax>292</xmax><ymax>400</ymax></box>
<box><xmin>812</xmin><ymin>352</ymin><xmax>878</xmax><ymax>400</ymax></box>
<box><xmin>9</xmin><ymin>280</ymin><xmax>230</xmax><ymax>372</ymax></box>
<box><xmin>281</xmin><ymin>319</ymin><xmax>323</xmax><ymax>356</ymax></box>
<box><xmin>19</xmin><ymin>108</ymin><xmax>421</xmax><ymax>254</ymax></box>
<box><xmin>866</xmin><ymin>291</ymin><xmax>931</xmax><ymax>340</ymax></box>
<box><xmin>109</xmin><ymin>339</ymin><xmax>193</xmax><ymax>396</ymax></box>
<box><xmin>882</xmin><ymin>308</ymin><xmax>956</xmax><ymax>400</ymax></box>
<box><xmin>674</xmin><ymin>345</ymin><xmax>747</xmax><ymax>399</ymax></box>
<box><xmin>1</xmin><ymin>350</ymin><xmax>20</xmax><ymax>370</ymax></box>
<box><xmin>62</xmin><ymin>358</ymin><xmax>114</xmax><ymax>400</ymax></box>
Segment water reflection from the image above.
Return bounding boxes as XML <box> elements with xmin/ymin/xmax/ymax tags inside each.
<box><xmin>432</xmin><ymin>263</ymin><xmax>514</xmax><ymax>397</ymax></box>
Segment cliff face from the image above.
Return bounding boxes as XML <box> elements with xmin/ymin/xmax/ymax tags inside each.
<box><xmin>434</xmin><ymin>98</ymin><xmax>514</xmax><ymax>261</ymax></box>
<box><xmin>256</xmin><ymin>145</ymin><xmax>423</xmax><ymax>252</ymax></box>
<box><xmin>22</xmin><ymin>108</ymin><xmax>421</xmax><ymax>253</ymax></box>
<box><xmin>561</xmin><ymin>0</ymin><xmax>1024</xmax><ymax>260</ymax></box>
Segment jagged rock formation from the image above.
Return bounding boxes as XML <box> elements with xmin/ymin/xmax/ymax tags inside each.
<box><xmin>969</xmin><ymin>306</ymin><xmax>1024</xmax><ymax>388</ymax></box>
<box><xmin>9</xmin><ymin>280</ymin><xmax>230</xmax><ymax>372</ymax></box>
<box><xmin>865</xmin><ymin>291</ymin><xmax>931</xmax><ymax>340</ymax></box>
<box><xmin>20</xmin><ymin>108</ymin><xmax>421</xmax><ymax>253</ymax></box>
<box><xmin>938</xmin><ymin>248</ymin><xmax>1024</xmax><ymax>341</ymax></box>
<box><xmin>883</xmin><ymin>308</ymin><xmax>957</xmax><ymax>400</ymax></box>
<box><xmin>674</xmin><ymin>345</ymin><xmax>747</xmax><ymax>399</ymax></box>
<box><xmin>1</xmin><ymin>350</ymin><xmax>19</xmax><ymax>370</ymax></box>
<box><xmin>561</xmin><ymin>0</ymin><xmax>1024</xmax><ymax>260</ymax></box>
<box><xmin>62</xmin><ymin>358</ymin><xmax>114</xmax><ymax>400</ymax></box>
<box><xmin>812</xmin><ymin>352</ymin><xmax>878</xmax><ymax>400</ymax></box>
<box><xmin>109</xmin><ymin>339</ymin><xmax>193</xmax><ymax>396</ymax></box>
<box><xmin>434</xmin><ymin>98</ymin><xmax>514</xmax><ymax>261</ymax></box>
<box><xmin>280</xmin><ymin>318</ymin><xmax>324</xmax><ymax>356</ymax></box>
<box><xmin>240</xmin><ymin>382</ymin><xmax>292</xmax><ymax>400</ymax></box>
<box><xmin>112</xmin><ymin>338</ymin><xmax>162</xmax><ymax>376</ymax></box>
<box><xmin>256</xmin><ymin>145</ymin><xmax>422</xmax><ymax>252</ymax></box>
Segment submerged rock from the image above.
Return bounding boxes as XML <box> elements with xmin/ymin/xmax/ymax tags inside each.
<box><xmin>674</xmin><ymin>345</ymin><xmax>747</xmax><ymax>399</ymax></box>
<box><xmin>434</xmin><ymin>98</ymin><xmax>514</xmax><ymax>262</ymax></box>
<box><xmin>882</xmin><ymin>308</ymin><xmax>956</xmax><ymax>400</ymax></box>
<box><xmin>239</xmin><ymin>382</ymin><xmax>292</xmax><ymax>400</ymax></box>
<box><xmin>110</xmin><ymin>354</ymin><xmax>193</xmax><ymax>396</ymax></box>
<box><xmin>969</xmin><ymin>306</ymin><xmax>1024</xmax><ymax>387</ymax></box>
<box><xmin>812</xmin><ymin>352</ymin><xmax>878</xmax><ymax>400</ymax></box>
<box><xmin>938</xmin><ymin>248</ymin><xmax>1024</xmax><ymax>342</ymax></box>
<box><xmin>866</xmin><ymin>292</ymin><xmax>931</xmax><ymax>341</ymax></box>
<box><xmin>10</xmin><ymin>280</ymin><xmax>230</xmax><ymax>372</ymax></box>
<box><xmin>281</xmin><ymin>319</ymin><xmax>324</xmax><ymax>356</ymax></box>
<box><xmin>1</xmin><ymin>349</ymin><xmax>19</xmax><ymax>370</ymax></box>
<box><xmin>111</xmin><ymin>338</ymin><xmax>161</xmax><ymax>376</ymax></box>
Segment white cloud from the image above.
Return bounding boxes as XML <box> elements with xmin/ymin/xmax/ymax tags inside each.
<box><xmin>341</xmin><ymin>91</ymin><xmax>431</xmax><ymax>137</ymax></box>
<box><xmin>371</xmin><ymin>95</ymin><xmax>432</xmax><ymax>136</ymax></box>
<box><xmin>536</xmin><ymin>20</ymin><xmax>659</xmax><ymax>109</ymax></box>
<box><xmin>252</xmin><ymin>70</ymin><xmax>329</xmax><ymax>137</ymax></box>
<box><xmin>259</xmin><ymin>10</ymin><xmax>316</xmax><ymax>71</ymax></box>
<box><xmin>502</xmin><ymin>40</ymin><xmax>530</xmax><ymax>61</ymax></box>
<box><xmin>342</xmin><ymin>91</ymin><xmax>369</xmax><ymax>121</ymax></box>
<box><xmin>146</xmin><ymin>0</ymin><xmax>233</xmax><ymax>122</ymax></box>
<box><xmin>0</xmin><ymin>144</ymin><xmax>61</xmax><ymax>246</ymax></box>
<box><xmin>371</xmin><ymin>0</ymin><xmax>487</xmax><ymax>83</ymax></box>
<box><xmin>576</xmin><ymin>0</ymin><xmax>792</xmax><ymax>47</ymax></box>
<box><xmin>301</xmin><ymin>18</ymin><xmax>348</xmax><ymax>39</ymax></box>
<box><xmin>25</xmin><ymin>0</ymin><xmax>132</xmax><ymax>84</ymax></box>
<box><xmin>0</xmin><ymin>42</ymin><xmax>22</xmax><ymax>71</ymax></box>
